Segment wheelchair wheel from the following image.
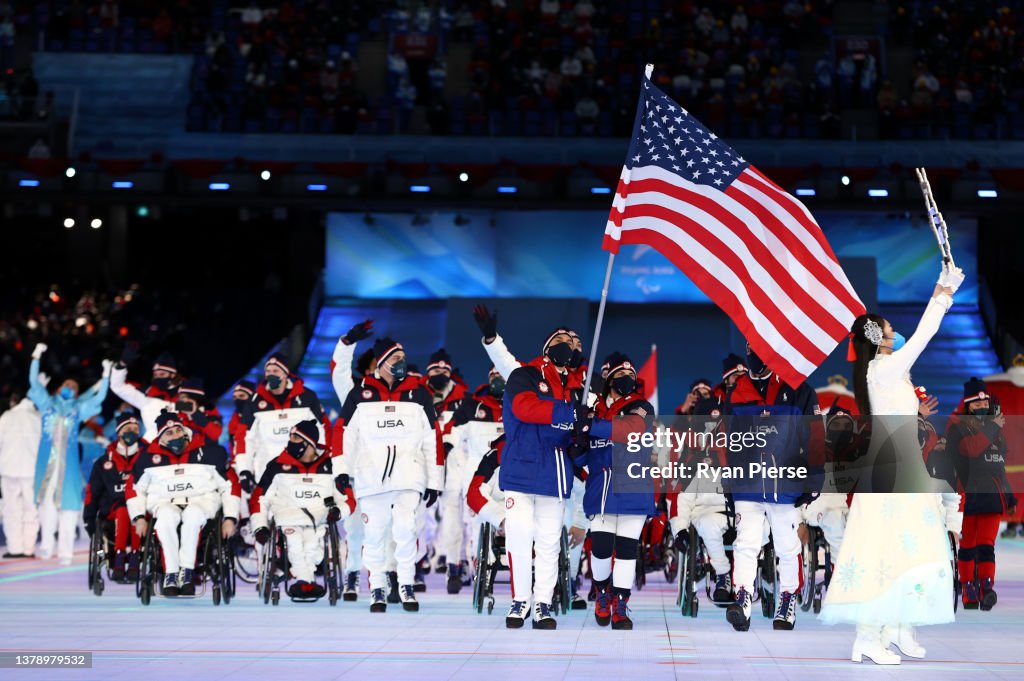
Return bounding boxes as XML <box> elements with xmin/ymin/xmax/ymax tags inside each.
<box><xmin>662</xmin><ymin>531</ymin><xmax>679</xmax><ymax>583</ymax></box>
<box><xmin>635</xmin><ymin>541</ymin><xmax>646</xmax><ymax>591</ymax></box>
<box><xmin>258</xmin><ymin>523</ymin><xmax>276</xmax><ymax>605</ymax></box>
<box><xmin>326</xmin><ymin>523</ymin><xmax>342</xmax><ymax>606</ymax></box>
<box><xmin>472</xmin><ymin>524</ymin><xmax>489</xmax><ymax>614</ymax></box>
<box><xmin>232</xmin><ymin>531</ymin><xmax>261</xmax><ymax>586</ymax></box>
<box><xmin>759</xmin><ymin>542</ymin><xmax>777</xmax><ymax>618</ymax></box>
<box><xmin>87</xmin><ymin>528</ymin><xmax>103</xmax><ymax>595</ymax></box>
<box><xmin>138</xmin><ymin>528</ymin><xmax>158</xmax><ymax>606</ymax></box>
<box><xmin>555</xmin><ymin>527</ymin><xmax>572</xmax><ymax>615</ymax></box>
<box><xmin>799</xmin><ymin>527</ymin><xmax>818</xmax><ymax>612</ymax></box>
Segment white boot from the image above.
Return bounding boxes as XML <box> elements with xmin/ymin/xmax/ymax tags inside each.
<box><xmin>881</xmin><ymin>624</ymin><xmax>926</xmax><ymax>659</ymax></box>
<box><xmin>852</xmin><ymin>625</ymin><xmax>901</xmax><ymax>665</ymax></box>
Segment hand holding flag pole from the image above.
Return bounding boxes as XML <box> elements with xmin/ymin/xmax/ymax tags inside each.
<box><xmin>913</xmin><ymin>167</ymin><xmax>955</xmax><ymax>268</ymax></box>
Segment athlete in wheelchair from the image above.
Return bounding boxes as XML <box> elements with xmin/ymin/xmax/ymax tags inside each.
<box><xmin>127</xmin><ymin>412</ymin><xmax>240</xmax><ymax>602</ymax></box>
<box><xmin>251</xmin><ymin>419</ymin><xmax>351</xmax><ymax>604</ymax></box>
<box><xmin>467</xmin><ymin>435</ymin><xmax>575</xmax><ymax>617</ymax></box>
<box><xmin>84</xmin><ymin>412</ymin><xmax>145</xmax><ymax>594</ymax></box>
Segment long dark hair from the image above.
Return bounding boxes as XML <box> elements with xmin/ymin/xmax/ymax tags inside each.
<box><xmin>849</xmin><ymin>313</ymin><xmax>887</xmax><ymax>416</ymax></box>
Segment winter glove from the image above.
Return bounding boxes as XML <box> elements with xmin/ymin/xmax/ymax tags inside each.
<box><xmin>325</xmin><ymin>500</ymin><xmax>342</xmax><ymax>523</ymax></box>
<box><xmin>31</xmin><ymin>343</ymin><xmax>47</xmax><ymax>359</ymax></box>
<box><xmin>939</xmin><ymin>265</ymin><xmax>965</xmax><ymax>293</ymax></box>
<box><xmin>674</xmin><ymin>530</ymin><xmax>689</xmax><ymax>553</ymax></box>
<box><xmin>422</xmin><ymin>488</ymin><xmax>441</xmax><ymax>508</ymax></box>
<box><xmin>238</xmin><ymin>470</ymin><xmax>256</xmax><ymax>494</ymax></box>
<box><xmin>120</xmin><ymin>343</ymin><xmax>139</xmax><ymax>366</ymax></box>
<box><xmin>191</xmin><ymin>411</ymin><xmax>209</xmax><ymax>428</ymax></box>
<box><xmin>473</xmin><ymin>304</ymin><xmax>498</xmax><ymax>342</ymax></box>
<box><xmin>84</xmin><ymin>518</ymin><xmax>96</xmax><ymax>537</ymax></box>
<box><xmin>254</xmin><ymin>526</ymin><xmax>270</xmax><ymax>545</ymax></box>
<box><xmin>793</xmin><ymin>492</ymin><xmax>819</xmax><ymax>508</ymax></box>
<box><xmin>101</xmin><ymin>359</ymin><xmax>114</xmax><ymax>376</ymax></box>
<box><xmin>334</xmin><ymin>473</ymin><xmax>351</xmax><ymax>494</ymax></box>
<box><xmin>343</xmin><ymin>319</ymin><xmax>374</xmax><ymax>345</ymax></box>
<box><xmin>567</xmin><ymin>428</ymin><xmax>590</xmax><ymax>462</ymax></box>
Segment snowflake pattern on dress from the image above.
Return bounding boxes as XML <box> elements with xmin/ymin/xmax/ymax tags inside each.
<box><xmin>881</xmin><ymin>498</ymin><xmax>897</xmax><ymax>521</ymax></box>
<box><xmin>876</xmin><ymin>559</ymin><xmax>893</xmax><ymax>584</ymax></box>
<box><xmin>901</xmin><ymin>531</ymin><xmax>919</xmax><ymax>555</ymax></box>
<box><xmin>921</xmin><ymin>506</ymin><xmax>939</xmax><ymax>528</ymax></box>
<box><xmin>836</xmin><ymin>557</ymin><xmax>864</xmax><ymax>592</ymax></box>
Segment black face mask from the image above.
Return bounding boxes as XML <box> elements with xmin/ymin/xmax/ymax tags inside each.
<box><xmin>428</xmin><ymin>374</ymin><xmax>451</xmax><ymax>391</ymax></box>
<box><xmin>610</xmin><ymin>375</ymin><xmax>637</xmax><ymax>396</ymax></box>
<box><xmin>233</xmin><ymin>398</ymin><xmax>248</xmax><ymax>411</ymax></box>
<box><xmin>120</xmin><ymin>431</ymin><xmax>140</xmax><ymax>446</ymax></box>
<box><xmin>969</xmin><ymin>406</ymin><xmax>991</xmax><ymax>417</ymax></box>
<box><xmin>829</xmin><ymin>430</ymin><xmax>854</xmax><ymax>457</ymax></box>
<box><xmin>389</xmin><ymin>359</ymin><xmax>408</xmax><ymax>381</ymax></box>
<box><xmin>546</xmin><ymin>341</ymin><xmax>573</xmax><ymax>368</ymax></box>
<box><xmin>265</xmin><ymin>374</ymin><xmax>283</xmax><ymax>390</ymax></box>
<box><xmin>568</xmin><ymin>348</ymin><xmax>583</xmax><ymax>369</ymax></box>
<box><xmin>152</xmin><ymin>377</ymin><xmax>172</xmax><ymax>392</ymax></box>
<box><xmin>165</xmin><ymin>436</ymin><xmax>188</xmax><ymax>454</ymax></box>
<box><xmin>746</xmin><ymin>350</ymin><xmax>767</xmax><ymax>375</ymax></box>
<box><xmin>489</xmin><ymin>377</ymin><xmax>506</xmax><ymax>397</ymax></box>
<box><xmin>285</xmin><ymin>440</ymin><xmax>307</xmax><ymax>458</ymax></box>
<box><xmin>176</xmin><ymin>399</ymin><xmax>196</xmax><ymax>414</ymax></box>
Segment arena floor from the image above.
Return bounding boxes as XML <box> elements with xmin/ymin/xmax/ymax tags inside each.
<box><xmin>2</xmin><ymin>539</ymin><xmax>1024</xmax><ymax>680</ymax></box>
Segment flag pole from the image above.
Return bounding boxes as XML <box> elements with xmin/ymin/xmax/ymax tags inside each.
<box><xmin>581</xmin><ymin>63</ymin><xmax>654</xmax><ymax>401</ymax></box>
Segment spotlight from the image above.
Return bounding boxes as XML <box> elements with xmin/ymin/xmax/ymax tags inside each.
<box><xmin>18</xmin><ymin>179</ymin><xmax>40</xmax><ymax>187</ymax></box>
<box><xmin>590</xmin><ymin>187</ymin><xmax>612</xmax><ymax>194</ymax></box>
<box><xmin>409</xmin><ymin>185</ymin><xmax>431</xmax><ymax>193</ymax></box>
<box><xmin>867</xmin><ymin>188</ymin><xmax>889</xmax><ymax>198</ymax></box>
<box><xmin>260</xmin><ymin>170</ymin><xmax>272</xmax><ymax>181</ymax></box>
<box><xmin>209</xmin><ymin>182</ymin><xmax>231</xmax><ymax>191</ymax></box>
<box><xmin>112</xmin><ymin>181</ymin><xmax>134</xmax><ymax>189</ymax></box>
<box><xmin>977</xmin><ymin>189</ymin><xmax>998</xmax><ymax>199</ymax></box>
<box><xmin>458</xmin><ymin>172</ymin><xmax>469</xmax><ymax>182</ymax></box>
<box><xmin>136</xmin><ymin>206</ymin><xmax>149</xmax><ymax>217</ymax></box>
<box><xmin>90</xmin><ymin>218</ymin><xmax>103</xmax><ymax>229</ymax></box>
<box><xmin>306</xmin><ymin>183</ymin><xmax>328</xmax><ymax>191</ymax></box>
<box><xmin>497</xmin><ymin>186</ymin><xmax>517</xmax><ymax>194</ymax></box>
<box><xmin>63</xmin><ymin>218</ymin><xmax>75</xmax><ymax>228</ymax></box>
<box><xmin>795</xmin><ymin>188</ymin><xmax>816</xmax><ymax>197</ymax></box>
<box><xmin>841</xmin><ymin>175</ymin><xmax>850</xmax><ymax>186</ymax></box>
<box><xmin>65</xmin><ymin>167</ymin><xmax>76</xmax><ymax>178</ymax></box>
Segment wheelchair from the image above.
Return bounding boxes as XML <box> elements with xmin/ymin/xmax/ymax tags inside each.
<box><xmin>136</xmin><ymin>509</ymin><xmax>237</xmax><ymax>606</ymax></box>
<box><xmin>471</xmin><ymin>522</ymin><xmax>573</xmax><ymax>615</ymax></box>
<box><xmin>256</xmin><ymin>519</ymin><xmax>343</xmax><ymax>606</ymax></box>
<box><xmin>87</xmin><ymin>515</ymin><xmax>132</xmax><ymax>596</ymax></box>
<box><xmin>949</xmin><ymin>531</ymin><xmax>961</xmax><ymax>612</ymax></box>
<box><xmin>636</xmin><ymin>514</ymin><xmax>678</xmax><ymax>590</ymax></box>
<box><xmin>798</xmin><ymin>524</ymin><xmax>833</xmax><ymax>614</ymax></box>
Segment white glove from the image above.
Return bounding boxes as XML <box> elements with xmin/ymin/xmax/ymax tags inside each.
<box><xmin>939</xmin><ymin>265</ymin><xmax>965</xmax><ymax>293</ymax></box>
<box><xmin>31</xmin><ymin>343</ymin><xmax>48</xmax><ymax>359</ymax></box>
<box><xmin>101</xmin><ymin>359</ymin><xmax>114</xmax><ymax>375</ymax></box>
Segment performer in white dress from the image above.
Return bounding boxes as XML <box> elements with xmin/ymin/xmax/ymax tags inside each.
<box><xmin>820</xmin><ymin>265</ymin><xmax>965</xmax><ymax>665</ymax></box>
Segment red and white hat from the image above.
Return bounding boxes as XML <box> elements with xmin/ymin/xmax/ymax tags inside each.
<box><xmin>289</xmin><ymin>419</ymin><xmax>321</xmax><ymax>450</ymax></box>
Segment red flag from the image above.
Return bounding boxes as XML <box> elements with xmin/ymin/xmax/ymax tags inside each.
<box><xmin>638</xmin><ymin>344</ymin><xmax>658</xmax><ymax>414</ymax></box>
<box><xmin>605</xmin><ymin>76</ymin><xmax>865</xmax><ymax>388</ymax></box>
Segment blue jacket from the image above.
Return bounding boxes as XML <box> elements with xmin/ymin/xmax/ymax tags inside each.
<box><xmin>498</xmin><ymin>357</ymin><xmax>581</xmax><ymax>499</ymax></box>
<box><xmin>29</xmin><ymin>358</ymin><xmax>109</xmax><ymax>511</ymax></box>
<box><xmin>578</xmin><ymin>394</ymin><xmax>656</xmax><ymax>517</ymax></box>
<box><xmin>725</xmin><ymin>373</ymin><xmax>822</xmax><ymax>504</ymax></box>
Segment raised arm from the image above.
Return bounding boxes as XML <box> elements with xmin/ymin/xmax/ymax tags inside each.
<box><xmin>110</xmin><ymin>363</ymin><xmax>150</xmax><ymax>411</ymax></box>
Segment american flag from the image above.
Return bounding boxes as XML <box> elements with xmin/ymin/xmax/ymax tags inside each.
<box><xmin>604</xmin><ymin>74</ymin><xmax>866</xmax><ymax>388</ymax></box>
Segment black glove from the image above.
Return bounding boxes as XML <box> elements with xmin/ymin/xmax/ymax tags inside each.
<box><xmin>120</xmin><ymin>343</ymin><xmax>139</xmax><ymax>366</ymax></box>
<box><xmin>793</xmin><ymin>492</ymin><xmax>819</xmax><ymax>508</ymax></box>
<box><xmin>238</xmin><ymin>470</ymin><xmax>256</xmax><ymax>494</ymax></box>
<box><xmin>335</xmin><ymin>473</ymin><xmax>351</xmax><ymax>494</ymax></box>
<box><xmin>254</xmin><ymin>526</ymin><xmax>270</xmax><ymax>545</ymax></box>
<box><xmin>567</xmin><ymin>428</ymin><xmax>590</xmax><ymax>461</ymax></box>
<box><xmin>473</xmin><ymin>304</ymin><xmax>498</xmax><ymax>341</ymax></box>
<box><xmin>84</xmin><ymin>519</ymin><xmax>96</xmax><ymax>537</ymax></box>
<box><xmin>422</xmin><ymin>488</ymin><xmax>440</xmax><ymax>508</ymax></box>
<box><xmin>326</xmin><ymin>503</ymin><xmax>342</xmax><ymax>523</ymax></box>
<box><xmin>191</xmin><ymin>411</ymin><xmax>209</xmax><ymax>428</ymax></box>
<box><xmin>572</xmin><ymin>402</ymin><xmax>590</xmax><ymax>433</ymax></box>
<box><xmin>343</xmin><ymin>319</ymin><xmax>374</xmax><ymax>344</ymax></box>
<box><xmin>674</xmin><ymin>530</ymin><xmax>689</xmax><ymax>553</ymax></box>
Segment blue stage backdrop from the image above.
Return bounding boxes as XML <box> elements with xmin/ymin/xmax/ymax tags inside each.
<box><xmin>325</xmin><ymin>210</ymin><xmax>976</xmax><ymax>304</ymax></box>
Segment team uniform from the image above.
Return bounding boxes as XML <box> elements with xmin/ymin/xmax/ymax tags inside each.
<box><xmin>983</xmin><ymin>358</ymin><xmax>1024</xmax><ymax>534</ymax></box>
<box><xmin>725</xmin><ymin>366</ymin><xmax>823</xmax><ymax>631</ymax></box>
<box><xmin>83</xmin><ymin>421</ymin><xmax>145</xmax><ymax>579</ymax></box>
<box><xmin>0</xmin><ymin>398</ymin><xmax>42</xmax><ymax>558</ymax></box>
<box><xmin>336</xmin><ymin>349</ymin><xmax>444</xmax><ymax>611</ymax></box>
<box><xmin>126</xmin><ymin>417</ymin><xmax>241</xmax><ymax>593</ymax></box>
<box><xmin>250</xmin><ymin>426</ymin><xmax>355</xmax><ymax>598</ymax></box>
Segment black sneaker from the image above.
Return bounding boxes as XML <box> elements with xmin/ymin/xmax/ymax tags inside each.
<box><xmin>446</xmin><ymin>564</ymin><xmax>463</xmax><ymax>594</ymax></box>
<box><xmin>386</xmin><ymin>571</ymin><xmax>401</xmax><ymax>603</ymax></box>
<box><xmin>980</xmin><ymin>578</ymin><xmax>998</xmax><ymax>611</ymax></box>
<box><xmin>343</xmin><ymin>571</ymin><xmax>359</xmax><ymax>602</ymax></box>
<box><xmin>178</xmin><ymin>568</ymin><xmax>196</xmax><ymax>596</ymax></box>
<box><xmin>571</xmin><ymin>592</ymin><xmax>588</xmax><ymax>610</ymax></box>
<box><xmin>400</xmin><ymin>584</ymin><xmax>419</xmax><ymax>612</ymax></box>
<box><xmin>370</xmin><ymin>588</ymin><xmax>387</xmax><ymax>613</ymax></box>
<box><xmin>162</xmin><ymin>573</ymin><xmax>179</xmax><ymax>597</ymax></box>
<box><xmin>532</xmin><ymin>602</ymin><xmax>557</xmax><ymax>630</ymax></box>
<box><xmin>713</xmin><ymin>573</ymin><xmax>734</xmax><ymax>604</ymax></box>
<box><xmin>726</xmin><ymin>587</ymin><xmax>752</xmax><ymax>632</ymax></box>
<box><xmin>773</xmin><ymin>590</ymin><xmax>797</xmax><ymax>630</ymax></box>
<box><xmin>435</xmin><ymin>554</ymin><xmax>447</xmax><ymax>573</ymax></box>
<box><xmin>506</xmin><ymin>600</ymin><xmax>528</xmax><ymax>628</ymax></box>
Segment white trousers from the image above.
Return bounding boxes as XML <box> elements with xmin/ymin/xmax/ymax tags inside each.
<box><xmin>361</xmin><ymin>490</ymin><xmax>420</xmax><ymax>590</ymax></box>
<box><xmin>152</xmin><ymin>501</ymin><xmax>214</xmax><ymax>574</ymax></box>
<box><xmin>436</xmin><ymin>489</ymin><xmax>466</xmax><ymax>565</ymax></box>
<box><xmin>1</xmin><ymin>476</ymin><xmax>39</xmax><ymax>556</ymax></box>
<box><xmin>282</xmin><ymin>524</ymin><xmax>326</xmax><ymax>583</ymax></box>
<box><xmin>343</xmin><ymin>502</ymin><xmax>364</xmax><ymax>574</ymax></box>
<box><xmin>37</xmin><ymin>472</ymin><xmax>77</xmax><ymax>561</ymax></box>
<box><xmin>416</xmin><ymin>497</ymin><xmax>437</xmax><ymax>563</ymax></box>
<box><xmin>693</xmin><ymin>510</ymin><xmax>731</xmax><ymax>575</ymax></box>
<box><xmin>589</xmin><ymin>513</ymin><xmax>647</xmax><ymax>590</ymax></box>
<box><xmin>733</xmin><ymin>501</ymin><xmax>802</xmax><ymax>594</ymax></box>
<box><xmin>504</xmin><ymin>491</ymin><xmax>564</xmax><ymax>607</ymax></box>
